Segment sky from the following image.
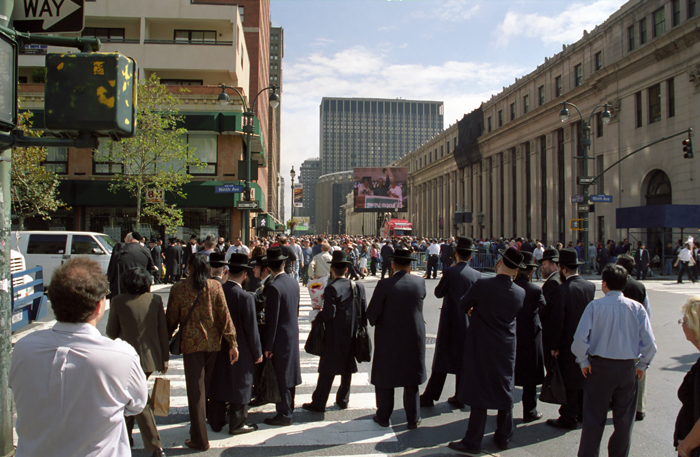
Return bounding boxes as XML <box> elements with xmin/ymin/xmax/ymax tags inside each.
<box><xmin>270</xmin><ymin>0</ymin><xmax>630</xmax><ymax>221</ymax></box>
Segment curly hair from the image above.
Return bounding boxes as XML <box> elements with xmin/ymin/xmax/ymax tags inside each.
<box><xmin>48</xmin><ymin>257</ymin><xmax>110</xmax><ymax>323</ymax></box>
<box><xmin>121</xmin><ymin>267</ymin><xmax>152</xmax><ymax>295</ymax></box>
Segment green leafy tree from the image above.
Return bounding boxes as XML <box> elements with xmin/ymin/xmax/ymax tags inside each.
<box><xmin>11</xmin><ymin>108</ymin><xmax>65</xmax><ymax>230</ymax></box>
<box><xmin>99</xmin><ymin>74</ymin><xmax>199</xmax><ymax>234</ymax></box>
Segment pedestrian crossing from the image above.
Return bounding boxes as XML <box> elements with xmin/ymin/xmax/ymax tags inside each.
<box><xmin>133</xmin><ymin>280</ymin><xmax>396</xmax><ymax>451</ymax></box>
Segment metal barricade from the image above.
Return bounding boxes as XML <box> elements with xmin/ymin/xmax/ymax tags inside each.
<box><xmin>11</xmin><ymin>266</ymin><xmax>48</xmax><ymax>332</ymax></box>
<box><xmin>411</xmin><ymin>252</ymin><xmax>427</xmax><ymax>271</ymax></box>
<box><xmin>471</xmin><ymin>252</ymin><xmax>496</xmax><ymax>272</ymax></box>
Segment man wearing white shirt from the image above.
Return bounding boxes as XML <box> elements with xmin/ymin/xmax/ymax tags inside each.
<box><xmin>10</xmin><ymin>257</ymin><xmax>148</xmax><ymax>457</ymax></box>
<box><xmin>226</xmin><ymin>237</ymin><xmax>251</xmax><ymax>261</ymax></box>
<box><xmin>675</xmin><ymin>243</ymin><xmax>697</xmax><ymax>284</ymax></box>
<box><xmin>425</xmin><ymin>239</ymin><xmax>441</xmax><ymax>279</ymax></box>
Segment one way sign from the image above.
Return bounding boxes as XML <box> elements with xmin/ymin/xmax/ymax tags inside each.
<box><xmin>12</xmin><ymin>0</ymin><xmax>84</xmax><ymax>33</ymax></box>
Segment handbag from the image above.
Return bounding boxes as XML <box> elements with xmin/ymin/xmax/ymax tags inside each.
<box><xmin>540</xmin><ymin>358</ymin><xmax>567</xmax><ymax>405</ymax></box>
<box><xmin>149</xmin><ymin>377</ymin><xmax>170</xmax><ymax>417</ymax></box>
<box><xmin>304</xmin><ymin>317</ymin><xmax>325</xmax><ymax>356</ymax></box>
<box><xmin>169</xmin><ymin>290</ymin><xmax>203</xmax><ymax>356</ymax></box>
<box><xmin>351</xmin><ymin>281</ymin><xmax>372</xmax><ymax>363</ymax></box>
<box><xmin>257</xmin><ymin>358</ymin><xmax>282</xmax><ymax>405</ymax></box>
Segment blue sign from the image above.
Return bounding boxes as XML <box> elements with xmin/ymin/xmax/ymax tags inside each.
<box><xmin>571</xmin><ymin>194</ymin><xmax>585</xmax><ymax>204</ymax></box>
<box><xmin>590</xmin><ymin>194</ymin><xmax>613</xmax><ymax>203</ymax></box>
<box><xmin>215</xmin><ymin>184</ymin><xmax>243</xmax><ymax>194</ymax></box>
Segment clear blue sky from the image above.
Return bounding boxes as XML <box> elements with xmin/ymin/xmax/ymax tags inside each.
<box><xmin>272</xmin><ymin>0</ymin><xmax>629</xmax><ymax>221</ymax></box>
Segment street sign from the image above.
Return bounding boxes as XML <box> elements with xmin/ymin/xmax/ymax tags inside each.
<box><xmin>236</xmin><ymin>200</ymin><xmax>259</xmax><ymax>210</ymax></box>
<box><xmin>215</xmin><ymin>184</ymin><xmax>243</xmax><ymax>194</ymax></box>
<box><xmin>577</xmin><ymin>176</ymin><xmax>596</xmax><ymax>185</ymax></box>
<box><xmin>570</xmin><ymin>219</ymin><xmax>585</xmax><ymax>230</ymax></box>
<box><xmin>12</xmin><ymin>0</ymin><xmax>85</xmax><ymax>33</ymax></box>
<box><xmin>589</xmin><ymin>194</ymin><xmax>613</xmax><ymax>203</ymax></box>
<box><xmin>578</xmin><ymin>204</ymin><xmax>591</xmax><ymax>213</ymax></box>
<box><xmin>144</xmin><ymin>189</ymin><xmax>164</xmax><ymax>203</ymax></box>
<box><xmin>571</xmin><ymin>194</ymin><xmax>585</xmax><ymax>204</ymax></box>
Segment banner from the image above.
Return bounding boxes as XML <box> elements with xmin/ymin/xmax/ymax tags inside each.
<box><xmin>293</xmin><ymin>183</ymin><xmax>303</xmax><ymax>208</ymax></box>
<box><xmin>353</xmin><ymin>167</ymin><xmax>408</xmax><ymax>212</ymax></box>
<box><xmin>291</xmin><ymin>217</ymin><xmax>309</xmax><ymax>231</ymax></box>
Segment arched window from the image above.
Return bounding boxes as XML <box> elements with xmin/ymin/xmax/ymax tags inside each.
<box><xmin>644</xmin><ymin>169</ymin><xmax>672</xmax><ymax>206</ymax></box>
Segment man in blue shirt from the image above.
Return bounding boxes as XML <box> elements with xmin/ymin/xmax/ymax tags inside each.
<box><xmin>571</xmin><ymin>264</ymin><xmax>656</xmax><ymax>457</ymax></box>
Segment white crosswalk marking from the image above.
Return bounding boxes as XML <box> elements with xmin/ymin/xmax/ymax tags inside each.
<box><xmin>133</xmin><ymin>279</ymin><xmax>393</xmax><ymax>450</ymax></box>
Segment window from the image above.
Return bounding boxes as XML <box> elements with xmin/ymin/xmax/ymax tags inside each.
<box><xmin>447</xmin><ymin>141</ymin><xmax>450</xmax><ymax>154</ymax></box>
<box><xmin>594</xmin><ymin>52</ymin><xmax>603</xmax><ymax>71</ymax></box>
<box><xmin>668</xmin><ymin>77</ymin><xmax>676</xmax><ymax>118</ymax></box>
<box><xmin>648</xmin><ymin>83</ymin><xmax>661</xmax><ymax>124</ymax></box>
<box><xmin>555</xmin><ymin>75</ymin><xmax>563</xmax><ymax>97</ymax></box>
<box><xmin>174</xmin><ymin>30</ymin><xmax>216</xmax><ymax>43</ymax></box>
<box><xmin>640</xmin><ymin>18</ymin><xmax>647</xmax><ymax>44</ymax></box>
<box><xmin>160</xmin><ymin>79</ymin><xmax>203</xmax><ymax>86</ymax></box>
<box><xmin>672</xmin><ymin>0</ymin><xmax>681</xmax><ymax>26</ymax></box>
<box><xmin>498</xmin><ymin>110</ymin><xmax>503</xmax><ymax>127</ymax></box>
<box><xmin>510</xmin><ymin>102</ymin><xmax>515</xmax><ymax>121</ymax></box>
<box><xmin>628</xmin><ymin>24</ymin><xmax>635</xmax><ymax>51</ymax></box>
<box><xmin>239</xmin><ymin>5</ymin><xmax>245</xmax><ymax>22</ymax></box>
<box><xmin>44</xmin><ymin>147</ymin><xmax>68</xmax><ymax>174</ymax></box>
<box><xmin>487</xmin><ymin>116</ymin><xmax>492</xmax><ymax>132</ymax></box>
<box><xmin>653</xmin><ymin>8</ymin><xmax>665</xmax><ymax>38</ymax></box>
<box><xmin>635</xmin><ymin>91</ymin><xmax>643</xmax><ymax>128</ymax></box>
<box><xmin>82</xmin><ymin>27</ymin><xmax>125</xmax><ymax>42</ymax></box>
<box><xmin>27</xmin><ymin>234</ymin><xmax>67</xmax><ymax>255</ymax></box>
<box><xmin>523</xmin><ymin>95</ymin><xmax>529</xmax><ymax>114</ymax></box>
<box><xmin>71</xmin><ymin>235</ymin><xmax>102</xmax><ymax>255</ymax></box>
<box><xmin>94</xmin><ymin>141</ymin><xmax>123</xmax><ymax>175</ymax></box>
<box><xmin>538</xmin><ymin>85</ymin><xmax>545</xmax><ymax>106</ymax></box>
<box><xmin>596</xmin><ymin>112</ymin><xmax>604</xmax><ymax>138</ymax></box>
<box><xmin>440</xmin><ymin>145</ymin><xmax>444</xmax><ymax>157</ymax></box>
<box><xmin>574</xmin><ymin>63</ymin><xmax>583</xmax><ymax>87</ymax></box>
<box><xmin>690</xmin><ymin>0</ymin><xmax>697</xmax><ymax>18</ymax></box>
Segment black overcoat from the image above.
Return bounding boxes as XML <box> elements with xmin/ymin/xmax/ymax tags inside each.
<box><xmin>457</xmin><ymin>274</ymin><xmax>524</xmax><ymax>410</ymax></box>
<box><xmin>540</xmin><ymin>272</ymin><xmax>562</xmax><ymax>358</ymax></box>
<box><xmin>150</xmin><ymin>245</ymin><xmax>163</xmax><ymax>269</ymax></box>
<box><xmin>263</xmin><ymin>273</ymin><xmax>302</xmax><ymax>390</ymax></box>
<box><xmin>432</xmin><ymin>262</ymin><xmax>480</xmax><ymax>374</ymax></box>
<box><xmin>316</xmin><ymin>278</ymin><xmax>367</xmax><ymax>376</ymax></box>
<box><xmin>367</xmin><ymin>270</ymin><xmax>426</xmax><ymax>388</ymax></box>
<box><xmin>547</xmin><ymin>275</ymin><xmax>596</xmax><ymax>390</ymax></box>
<box><xmin>209</xmin><ymin>281</ymin><xmax>262</xmax><ymax>404</ymax></box>
<box><xmin>513</xmin><ymin>277</ymin><xmax>546</xmax><ymax>387</ymax></box>
<box><xmin>164</xmin><ymin>245</ymin><xmax>182</xmax><ymax>275</ymax></box>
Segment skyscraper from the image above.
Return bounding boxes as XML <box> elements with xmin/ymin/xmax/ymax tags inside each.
<box><xmin>300</xmin><ymin>158</ymin><xmax>321</xmax><ymax>227</ymax></box>
<box><xmin>319</xmin><ymin>97</ymin><xmax>444</xmax><ymax>175</ymax></box>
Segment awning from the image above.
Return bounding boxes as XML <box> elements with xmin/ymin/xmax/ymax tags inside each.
<box><xmin>616</xmin><ymin>205</ymin><xmax>700</xmax><ymax>229</ymax></box>
<box><xmin>390</xmin><ymin>219</ymin><xmax>412</xmax><ymax>230</ymax></box>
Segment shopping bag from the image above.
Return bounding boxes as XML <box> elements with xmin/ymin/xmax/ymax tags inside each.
<box><xmin>304</xmin><ymin>318</ymin><xmax>325</xmax><ymax>356</ymax></box>
<box><xmin>539</xmin><ymin>359</ymin><xmax>567</xmax><ymax>405</ymax></box>
<box><xmin>149</xmin><ymin>377</ymin><xmax>170</xmax><ymax>417</ymax></box>
<box><xmin>257</xmin><ymin>358</ymin><xmax>281</xmax><ymax>405</ymax></box>
<box><xmin>308</xmin><ymin>275</ymin><xmax>328</xmax><ymax>310</ymax></box>
<box><xmin>161</xmin><ymin>265</ymin><xmax>166</xmax><ymax>279</ymax></box>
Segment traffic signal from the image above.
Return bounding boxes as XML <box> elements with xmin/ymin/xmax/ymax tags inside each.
<box><xmin>683</xmin><ymin>137</ymin><xmax>694</xmax><ymax>159</ymax></box>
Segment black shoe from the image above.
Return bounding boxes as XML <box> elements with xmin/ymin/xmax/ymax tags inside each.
<box><xmin>635</xmin><ymin>411</ymin><xmax>646</xmax><ymax>421</ymax></box>
<box><xmin>493</xmin><ymin>436</ymin><xmax>509</xmax><ymax>451</ymax></box>
<box><xmin>230</xmin><ymin>423</ymin><xmax>258</xmax><ymax>435</ymax></box>
<box><xmin>373</xmin><ymin>414</ymin><xmax>390</xmax><ymax>427</ymax></box>
<box><xmin>209</xmin><ymin>423</ymin><xmax>223</xmax><ymax>433</ymax></box>
<box><xmin>301</xmin><ymin>402</ymin><xmax>325</xmax><ymax>413</ymax></box>
<box><xmin>407</xmin><ymin>419</ymin><xmax>422</xmax><ymax>429</ymax></box>
<box><xmin>249</xmin><ymin>397</ymin><xmax>265</xmax><ymax>407</ymax></box>
<box><xmin>447</xmin><ymin>396</ymin><xmax>465</xmax><ymax>408</ymax></box>
<box><xmin>336</xmin><ymin>401</ymin><xmax>348</xmax><ymax>410</ymax></box>
<box><xmin>419</xmin><ymin>395</ymin><xmax>434</xmax><ymax>407</ymax></box>
<box><xmin>447</xmin><ymin>441</ymin><xmax>481</xmax><ymax>454</ymax></box>
<box><xmin>151</xmin><ymin>449</ymin><xmax>166</xmax><ymax>457</ymax></box>
<box><xmin>546</xmin><ymin>418</ymin><xmax>577</xmax><ymax>430</ymax></box>
<box><xmin>264</xmin><ymin>416</ymin><xmax>292</xmax><ymax>426</ymax></box>
<box><xmin>523</xmin><ymin>411</ymin><xmax>543</xmax><ymax>423</ymax></box>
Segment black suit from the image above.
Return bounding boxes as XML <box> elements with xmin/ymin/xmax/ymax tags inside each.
<box><xmin>367</xmin><ymin>270</ymin><xmax>426</xmax><ymax>424</ymax></box>
<box><xmin>164</xmin><ymin>245</ymin><xmax>182</xmax><ymax>283</ymax></box>
<box><xmin>634</xmin><ymin>249</ymin><xmax>650</xmax><ymax>280</ymax></box>
<box><xmin>596</xmin><ymin>247</ymin><xmax>610</xmax><ymax>275</ymax></box>
<box><xmin>540</xmin><ymin>272</ymin><xmax>562</xmax><ymax>370</ymax></box>
<box><xmin>379</xmin><ymin>244</ymin><xmax>394</xmax><ymax>279</ymax></box>
<box><xmin>114</xmin><ymin>243</ymin><xmax>155</xmax><ymax>295</ymax></box>
<box><xmin>182</xmin><ymin>243</ymin><xmax>199</xmax><ymax>273</ymax></box>
<box><xmin>150</xmin><ymin>245</ymin><xmax>163</xmax><ymax>284</ymax></box>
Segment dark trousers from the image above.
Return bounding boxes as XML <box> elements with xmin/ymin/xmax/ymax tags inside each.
<box><xmin>370</xmin><ymin>257</ymin><xmax>378</xmax><ymax>275</ymax></box>
<box><xmin>125</xmin><ymin>372</ymin><xmax>161</xmax><ymax>452</ymax></box>
<box><xmin>311</xmin><ymin>373</ymin><xmax>351</xmax><ymax>407</ymax></box>
<box><xmin>635</xmin><ymin>264</ymin><xmax>647</xmax><ymax>280</ymax></box>
<box><xmin>559</xmin><ymin>388</ymin><xmax>584</xmax><ymax>426</ymax></box>
<box><xmin>348</xmin><ymin>264</ymin><xmax>361</xmax><ymax>280</ymax></box>
<box><xmin>164</xmin><ymin>271</ymin><xmax>180</xmax><ymax>284</ymax></box>
<box><xmin>183</xmin><ymin>351</ymin><xmax>217</xmax><ymax>448</ymax></box>
<box><xmin>440</xmin><ymin>257</ymin><xmax>450</xmax><ymax>273</ymax></box>
<box><xmin>522</xmin><ymin>384</ymin><xmax>538</xmax><ymax>417</ymax></box>
<box><xmin>375</xmin><ymin>385</ymin><xmax>419</xmax><ymax>424</ymax></box>
<box><xmin>578</xmin><ymin>358</ymin><xmax>638</xmax><ymax>457</ymax></box>
<box><xmin>678</xmin><ymin>261</ymin><xmax>695</xmax><ymax>283</ymax></box>
<box><xmin>422</xmin><ymin>371</ymin><xmax>459</xmax><ymax>401</ymax></box>
<box><xmin>460</xmin><ymin>406</ymin><xmax>514</xmax><ymax>448</ymax></box>
<box><xmin>275</xmin><ymin>381</ymin><xmax>296</xmax><ymax>421</ymax></box>
<box><xmin>381</xmin><ymin>261</ymin><xmax>391</xmax><ymax>279</ymax></box>
<box><xmin>426</xmin><ymin>255</ymin><xmax>439</xmax><ymax>278</ymax></box>
<box><xmin>207</xmin><ymin>400</ymin><xmax>248</xmax><ymax>432</ymax></box>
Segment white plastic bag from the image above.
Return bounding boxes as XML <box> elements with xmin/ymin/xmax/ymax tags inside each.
<box><xmin>308</xmin><ymin>274</ymin><xmax>328</xmax><ymax>311</ymax></box>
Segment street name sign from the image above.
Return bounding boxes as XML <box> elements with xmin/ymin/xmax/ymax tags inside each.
<box><xmin>215</xmin><ymin>184</ymin><xmax>243</xmax><ymax>194</ymax></box>
<box><xmin>571</xmin><ymin>194</ymin><xmax>585</xmax><ymax>204</ymax></box>
<box><xmin>12</xmin><ymin>0</ymin><xmax>84</xmax><ymax>33</ymax></box>
<box><xmin>236</xmin><ymin>200</ymin><xmax>259</xmax><ymax>210</ymax></box>
<box><xmin>589</xmin><ymin>194</ymin><xmax>613</xmax><ymax>203</ymax></box>
<box><xmin>578</xmin><ymin>204</ymin><xmax>591</xmax><ymax>213</ymax></box>
<box><xmin>577</xmin><ymin>176</ymin><xmax>596</xmax><ymax>185</ymax></box>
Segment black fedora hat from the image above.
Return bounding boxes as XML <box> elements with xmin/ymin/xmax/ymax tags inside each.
<box><xmin>228</xmin><ymin>253</ymin><xmax>253</xmax><ymax>269</ymax></box>
<box><xmin>209</xmin><ymin>252</ymin><xmax>227</xmax><ymax>267</ymax></box>
<box><xmin>559</xmin><ymin>248</ymin><xmax>584</xmax><ymax>267</ymax></box>
<box><xmin>262</xmin><ymin>246</ymin><xmax>287</xmax><ymax>263</ymax></box>
<box><xmin>455</xmin><ymin>236</ymin><xmax>478</xmax><ymax>253</ymax></box>
<box><xmin>328</xmin><ymin>250</ymin><xmax>353</xmax><ymax>267</ymax></box>
<box><xmin>249</xmin><ymin>255</ymin><xmax>268</xmax><ymax>268</ymax></box>
<box><xmin>520</xmin><ymin>251</ymin><xmax>538</xmax><ymax>268</ymax></box>
<box><xmin>538</xmin><ymin>246</ymin><xmax>559</xmax><ymax>264</ymax></box>
<box><xmin>498</xmin><ymin>247</ymin><xmax>526</xmax><ymax>269</ymax></box>
<box><xmin>390</xmin><ymin>247</ymin><xmax>413</xmax><ymax>265</ymax></box>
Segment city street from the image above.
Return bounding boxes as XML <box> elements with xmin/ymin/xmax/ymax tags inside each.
<box><xmin>9</xmin><ymin>272</ymin><xmax>699</xmax><ymax>456</ymax></box>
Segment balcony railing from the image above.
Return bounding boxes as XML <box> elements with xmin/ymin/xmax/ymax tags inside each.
<box><xmin>143</xmin><ymin>39</ymin><xmax>233</xmax><ymax>46</ymax></box>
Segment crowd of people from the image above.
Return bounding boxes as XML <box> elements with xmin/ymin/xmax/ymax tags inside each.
<box><xmin>8</xmin><ymin>228</ymin><xmax>700</xmax><ymax>457</ymax></box>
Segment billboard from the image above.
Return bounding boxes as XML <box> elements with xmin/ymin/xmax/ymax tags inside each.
<box><xmin>293</xmin><ymin>183</ymin><xmax>303</xmax><ymax>207</ymax></box>
<box><xmin>291</xmin><ymin>217</ymin><xmax>310</xmax><ymax>231</ymax></box>
<box><xmin>353</xmin><ymin>167</ymin><xmax>408</xmax><ymax>212</ymax></box>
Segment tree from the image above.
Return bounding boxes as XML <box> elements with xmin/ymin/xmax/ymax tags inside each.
<box><xmin>11</xmin><ymin>108</ymin><xmax>65</xmax><ymax>230</ymax></box>
<box><xmin>99</xmin><ymin>74</ymin><xmax>199</xmax><ymax>235</ymax></box>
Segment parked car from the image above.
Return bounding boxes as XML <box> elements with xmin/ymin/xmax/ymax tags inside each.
<box><xmin>10</xmin><ymin>231</ymin><xmax>117</xmax><ymax>286</ymax></box>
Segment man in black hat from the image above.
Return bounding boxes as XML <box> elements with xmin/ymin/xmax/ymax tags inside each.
<box><xmin>420</xmin><ymin>237</ymin><xmax>480</xmax><ymax>408</ymax></box>
<box><xmin>209</xmin><ymin>253</ymin><xmax>229</xmax><ymax>284</ymax></box>
<box><xmin>164</xmin><ymin>238</ymin><xmax>183</xmax><ymax>284</ymax></box>
<box><xmin>439</xmin><ymin>238</ymin><xmax>454</xmax><ymax>275</ymax></box>
<box><xmin>379</xmin><ymin>241</ymin><xmax>394</xmax><ymax>279</ymax></box>
<box><xmin>261</xmin><ymin>247</ymin><xmax>301</xmax><ymax>426</ymax></box>
<box><xmin>182</xmin><ymin>235</ymin><xmax>199</xmax><ymax>274</ymax></box>
<box><xmin>538</xmin><ymin>246</ymin><xmax>561</xmax><ymax>370</ymax></box>
<box><xmin>367</xmin><ymin>247</ymin><xmax>426</xmax><ymax>429</ymax></box>
<box><xmin>302</xmin><ymin>251</ymin><xmax>367</xmax><ymax>413</ymax></box>
<box><xmin>209</xmin><ymin>254</ymin><xmax>262</xmax><ymax>435</ymax></box>
<box><xmin>448</xmin><ymin>247</ymin><xmax>525</xmax><ymax>454</ymax></box>
<box><xmin>514</xmin><ymin>251</ymin><xmax>547</xmax><ymax>423</ymax></box>
<box><xmin>148</xmin><ymin>238</ymin><xmax>163</xmax><ymax>284</ymax></box>
<box><xmin>247</xmin><ymin>255</ymin><xmax>271</xmax><ymax>407</ymax></box>
<box><xmin>545</xmin><ymin>248</ymin><xmax>596</xmax><ymax>430</ymax></box>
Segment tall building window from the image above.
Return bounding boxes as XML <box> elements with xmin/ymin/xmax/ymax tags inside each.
<box><xmin>523</xmin><ymin>95</ymin><xmax>529</xmax><ymax>114</ymax></box>
<box><xmin>648</xmin><ymin>83</ymin><xmax>661</xmax><ymax>124</ymax></box>
<box><xmin>82</xmin><ymin>27</ymin><xmax>125</xmax><ymax>42</ymax></box>
<box><xmin>640</xmin><ymin>18</ymin><xmax>647</xmax><ymax>44</ymax></box>
<box><xmin>174</xmin><ymin>30</ymin><xmax>216</xmax><ymax>43</ymax></box>
<box><xmin>510</xmin><ymin>102</ymin><xmax>515</xmax><ymax>121</ymax></box>
<box><xmin>690</xmin><ymin>0</ymin><xmax>697</xmax><ymax>18</ymax></box>
<box><xmin>628</xmin><ymin>24</ymin><xmax>635</xmax><ymax>51</ymax></box>
<box><xmin>596</xmin><ymin>112</ymin><xmax>604</xmax><ymax>138</ymax></box>
<box><xmin>672</xmin><ymin>0</ymin><xmax>681</xmax><ymax>26</ymax></box>
<box><xmin>574</xmin><ymin>64</ymin><xmax>583</xmax><ymax>87</ymax></box>
<box><xmin>440</xmin><ymin>145</ymin><xmax>444</xmax><ymax>157</ymax></box>
<box><xmin>668</xmin><ymin>77</ymin><xmax>676</xmax><ymax>118</ymax></box>
<box><xmin>188</xmin><ymin>135</ymin><xmax>218</xmax><ymax>175</ymax></box>
<box><xmin>498</xmin><ymin>110</ymin><xmax>503</xmax><ymax>127</ymax></box>
<box><xmin>447</xmin><ymin>141</ymin><xmax>450</xmax><ymax>154</ymax></box>
<box><xmin>94</xmin><ymin>141</ymin><xmax>123</xmax><ymax>175</ymax></box>
<box><xmin>44</xmin><ymin>147</ymin><xmax>68</xmax><ymax>174</ymax></box>
<box><xmin>653</xmin><ymin>8</ymin><xmax>665</xmax><ymax>37</ymax></box>
<box><xmin>595</xmin><ymin>51</ymin><xmax>603</xmax><ymax>71</ymax></box>
<box><xmin>555</xmin><ymin>75</ymin><xmax>563</xmax><ymax>97</ymax></box>
<box><xmin>239</xmin><ymin>6</ymin><xmax>244</xmax><ymax>23</ymax></box>
<box><xmin>488</xmin><ymin>116</ymin><xmax>492</xmax><ymax>132</ymax></box>
<box><xmin>635</xmin><ymin>91</ymin><xmax>643</xmax><ymax>128</ymax></box>
<box><xmin>538</xmin><ymin>85</ymin><xmax>545</xmax><ymax>106</ymax></box>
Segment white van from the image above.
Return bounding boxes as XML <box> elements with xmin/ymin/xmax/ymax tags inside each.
<box><xmin>10</xmin><ymin>231</ymin><xmax>117</xmax><ymax>285</ymax></box>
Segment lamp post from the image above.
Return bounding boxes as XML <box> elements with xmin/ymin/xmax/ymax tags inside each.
<box><xmin>290</xmin><ymin>166</ymin><xmax>296</xmax><ymax>236</ymax></box>
<box><xmin>558</xmin><ymin>101</ymin><xmax>611</xmax><ymax>274</ymax></box>
<box><xmin>218</xmin><ymin>84</ymin><xmax>280</xmax><ymax>247</ymax></box>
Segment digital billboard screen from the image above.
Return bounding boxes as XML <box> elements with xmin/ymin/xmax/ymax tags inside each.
<box><xmin>353</xmin><ymin>167</ymin><xmax>408</xmax><ymax>212</ymax></box>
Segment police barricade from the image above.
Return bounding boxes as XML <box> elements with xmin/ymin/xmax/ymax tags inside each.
<box><xmin>11</xmin><ymin>266</ymin><xmax>48</xmax><ymax>332</ymax></box>
<box><xmin>411</xmin><ymin>252</ymin><xmax>427</xmax><ymax>271</ymax></box>
<box><xmin>470</xmin><ymin>252</ymin><xmax>496</xmax><ymax>272</ymax></box>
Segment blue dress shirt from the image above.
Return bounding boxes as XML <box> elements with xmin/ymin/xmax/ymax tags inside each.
<box><xmin>571</xmin><ymin>290</ymin><xmax>657</xmax><ymax>370</ymax></box>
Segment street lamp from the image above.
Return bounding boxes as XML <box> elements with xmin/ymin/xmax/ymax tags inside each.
<box><xmin>290</xmin><ymin>166</ymin><xmax>296</xmax><ymax>236</ymax></box>
<box><xmin>218</xmin><ymin>83</ymin><xmax>280</xmax><ymax>246</ymax></box>
<box><xmin>558</xmin><ymin>101</ymin><xmax>611</xmax><ymax>274</ymax></box>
